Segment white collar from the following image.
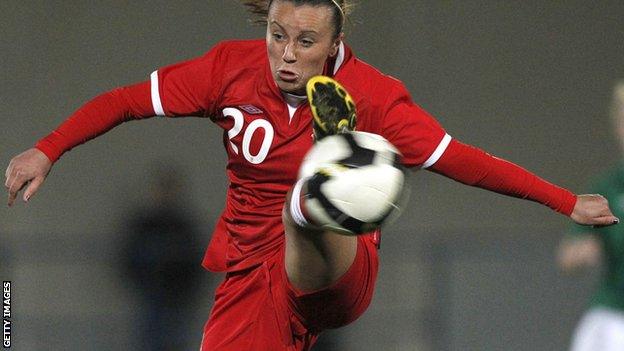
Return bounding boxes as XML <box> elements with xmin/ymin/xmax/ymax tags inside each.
<box><xmin>333</xmin><ymin>41</ymin><xmax>345</xmax><ymax>75</ymax></box>
<box><xmin>283</xmin><ymin>92</ymin><xmax>306</xmax><ymax>122</ymax></box>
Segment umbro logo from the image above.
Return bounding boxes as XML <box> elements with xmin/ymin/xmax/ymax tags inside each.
<box><xmin>239</xmin><ymin>104</ymin><xmax>263</xmax><ymax>115</ymax></box>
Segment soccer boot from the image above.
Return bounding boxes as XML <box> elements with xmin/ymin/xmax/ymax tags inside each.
<box><xmin>306</xmin><ymin>75</ymin><xmax>356</xmax><ymax>140</ymax></box>
<box><xmin>291</xmin><ymin>76</ymin><xmax>358</xmax><ymax>232</ymax></box>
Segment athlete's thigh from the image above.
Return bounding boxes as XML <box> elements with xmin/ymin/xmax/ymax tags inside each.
<box><xmin>283</xmin><ymin>197</ymin><xmax>358</xmax><ymax>292</ymax></box>
<box><xmin>201</xmin><ymin>237</ymin><xmax>379</xmax><ymax>350</ymax></box>
<box><xmin>200</xmin><ymin>260</ymin><xmax>295</xmax><ymax>351</ymax></box>
<box><xmin>281</xmin><ymin>235</ymin><xmax>380</xmax><ymax>331</ymax></box>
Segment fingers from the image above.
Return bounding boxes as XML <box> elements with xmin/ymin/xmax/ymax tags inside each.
<box><xmin>594</xmin><ymin>197</ymin><xmax>619</xmax><ymax>226</ymax></box>
<box><xmin>7</xmin><ymin>171</ymin><xmax>27</xmax><ymax>207</ymax></box>
<box><xmin>5</xmin><ymin>159</ymin><xmax>19</xmax><ymax>206</ymax></box>
<box><xmin>23</xmin><ymin>176</ymin><xmax>44</xmax><ymax>203</ymax></box>
<box><xmin>5</xmin><ymin>158</ymin><xmax>16</xmax><ymax>189</ymax></box>
<box><xmin>5</xmin><ymin>161</ymin><xmax>14</xmax><ymax>181</ymax></box>
<box><xmin>591</xmin><ymin>216</ymin><xmax>620</xmax><ymax>228</ymax></box>
<box><xmin>5</xmin><ymin>148</ymin><xmax>52</xmax><ymax>206</ymax></box>
<box><xmin>589</xmin><ymin>201</ymin><xmax>619</xmax><ymax>226</ymax></box>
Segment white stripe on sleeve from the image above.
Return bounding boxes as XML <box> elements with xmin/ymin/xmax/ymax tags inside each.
<box><xmin>150</xmin><ymin>70</ymin><xmax>165</xmax><ymax>116</ymax></box>
<box><xmin>421</xmin><ymin>133</ymin><xmax>452</xmax><ymax>169</ymax></box>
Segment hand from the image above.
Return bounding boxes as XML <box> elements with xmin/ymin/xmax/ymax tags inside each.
<box><xmin>5</xmin><ymin>148</ymin><xmax>52</xmax><ymax>206</ymax></box>
<box><xmin>570</xmin><ymin>194</ymin><xmax>619</xmax><ymax>227</ymax></box>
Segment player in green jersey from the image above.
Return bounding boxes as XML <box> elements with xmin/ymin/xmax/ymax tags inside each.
<box><xmin>557</xmin><ymin>80</ymin><xmax>624</xmax><ymax>351</ymax></box>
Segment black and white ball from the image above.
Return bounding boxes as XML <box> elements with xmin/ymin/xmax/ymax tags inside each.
<box><xmin>299</xmin><ymin>131</ymin><xmax>408</xmax><ymax>235</ymax></box>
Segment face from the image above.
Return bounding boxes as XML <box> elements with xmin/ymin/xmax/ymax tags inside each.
<box><xmin>267</xmin><ymin>1</ymin><xmax>342</xmax><ymax>95</ymax></box>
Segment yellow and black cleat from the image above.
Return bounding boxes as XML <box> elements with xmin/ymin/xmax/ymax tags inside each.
<box><xmin>306</xmin><ymin>75</ymin><xmax>356</xmax><ymax>140</ymax></box>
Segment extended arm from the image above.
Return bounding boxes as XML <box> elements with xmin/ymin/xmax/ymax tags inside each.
<box><xmin>5</xmin><ymin>81</ymin><xmax>153</xmax><ymax>206</ymax></box>
<box><xmin>429</xmin><ymin>139</ymin><xmax>618</xmax><ymax>226</ymax></box>
<box><xmin>6</xmin><ymin>43</ymin><xmax>226</xmax><ymax>206</ymax></box>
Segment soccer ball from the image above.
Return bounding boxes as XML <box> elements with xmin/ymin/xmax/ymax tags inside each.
<box><xmin>298</xmin><ymin>131</ymin><xmax>408</xmax><ymax>235</ymax></box>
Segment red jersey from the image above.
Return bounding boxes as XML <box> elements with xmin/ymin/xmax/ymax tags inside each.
<box><xmin>36</xmin><ymin>39</ymin><xmax>575</xmax><ymax>274</ymax></box>
<box><xmin>149</xmin><ymin>40</ymin><xmax>448</xmax><ymax>272</ymax></box>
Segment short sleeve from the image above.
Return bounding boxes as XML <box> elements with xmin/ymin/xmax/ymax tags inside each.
<box><xmin>149</xmin><ymin>42</ymin><xmax>227</xmax><ymax>117</ymax></box>
<box><xmin>381</xmin><ymin>83</ymin><xmax>450</xmax><ymax>168</ymax></box>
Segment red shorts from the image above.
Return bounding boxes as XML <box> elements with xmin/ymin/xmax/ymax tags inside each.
<box><xmin>200</xmin><ymin>235</ymin><xmax>379</xmax><ymax>351</ymax></box>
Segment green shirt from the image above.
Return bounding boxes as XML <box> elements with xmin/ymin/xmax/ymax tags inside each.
<box><xmin>571</xmin><ymin>164</ymin><xmax>624</xmax><ymax>311</ymax></box>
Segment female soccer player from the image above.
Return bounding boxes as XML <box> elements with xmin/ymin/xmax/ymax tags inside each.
<box><xmin>4</xmin><ymin>1</ymin><xmax>619</xmax><ymax>350</ymax></box>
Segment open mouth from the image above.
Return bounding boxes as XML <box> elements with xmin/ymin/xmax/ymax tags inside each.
<box><xmin>277</xmin><ymin>69</ymin><xmax>298</xmax><ymax>83</ymax></box>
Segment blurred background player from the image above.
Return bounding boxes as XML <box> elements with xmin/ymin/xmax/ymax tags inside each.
<box><xmin>557</xmin><ymin>81</ymin><xmax>624</xmax><ymax>351</ymax></box>
<box><xmin>4</xmin><ymin>1</ymin><xmax>620</xmax><ymax>350</ymax></box>
<box><xmin>119</xmin><ymin>164</ymin><xmax>206</xmax><ymax>351</ymax></box>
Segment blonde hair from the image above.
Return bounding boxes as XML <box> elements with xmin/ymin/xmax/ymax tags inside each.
<box><xmin>241</xmin><ymin>0</ymin><xmax>355</xmax><ymax>38</ymax></box>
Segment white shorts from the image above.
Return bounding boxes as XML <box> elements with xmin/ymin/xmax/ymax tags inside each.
<box><xmin>571</xmin><ymin>307</ymin><xmax>624</xmax><ymax>351</ymax></box>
